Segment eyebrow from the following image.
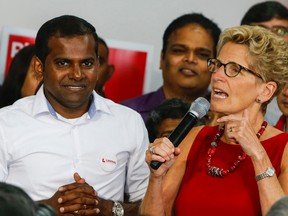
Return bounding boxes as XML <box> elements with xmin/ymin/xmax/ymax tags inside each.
<box><xmin>171</xmin><ymin>44</ymin><xmax>212</xmax><ymax>52</ymax></box>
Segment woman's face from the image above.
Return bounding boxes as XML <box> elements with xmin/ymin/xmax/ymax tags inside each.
<box><xmin>210</xmin><ymin>42</ymin><xmax>263</xmax><ymax>115</ymax></box>
<box><xmin>20</xmin><ymin>58</ymin><xmax>42</xmax><ymax>97</ymax></box>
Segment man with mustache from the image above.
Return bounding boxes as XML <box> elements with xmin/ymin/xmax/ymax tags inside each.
<box><xmin>241</xmin><ymin>1</ymin><xmax>288</xmax><ymax>127</ymax></box>
<box><xmin>121</xmin><ymin>13</ymin><xmax>221</xmax><ymax>123</ymax></box>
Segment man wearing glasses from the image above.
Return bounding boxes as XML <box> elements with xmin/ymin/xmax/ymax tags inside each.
<box><xmin>241</xmin><ymin>1</ymin><xmax>288</xmax><ymax>42</ymax></box>
<box><xmin>241</xmin><ymin>1</ymin><xmax>288</xmax><ymax>126</ymax></box>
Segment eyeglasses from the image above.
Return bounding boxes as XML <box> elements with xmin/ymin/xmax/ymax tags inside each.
<box><xmin>256</xmin><ymin>25</ymin><xmax>288</xmax><ymax>37</ymax></box>
<box><xmin>207</xmin><ymin>58</ymin><xmax>263</xmax><ymax>80</ymax></box>
<box><xmin>270</xmin><ymin>26</ymin><xmax>288</xmax><ymax>37</ymax></box>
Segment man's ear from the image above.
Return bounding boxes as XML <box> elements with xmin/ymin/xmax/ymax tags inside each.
<box><xmin>106</xmin><ymin>64</ymin><xmax>115</xmax><ymax>81</ymax></box>
<box><xmin>33</xmin><ymin>56</ymin><xmax>44</xmax><ymax>81</ymax></box>
<box><xmin>260</xmin><ymin>81</ymin><xmax>278</xmax><ymax>103</ymax></box>
<box><xmin>159</xmin><ymin>52</ymin><xmax>164</xmax><ymax>70</ymax></box>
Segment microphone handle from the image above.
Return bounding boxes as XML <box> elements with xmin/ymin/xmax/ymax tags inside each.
<box><xmin>150</xmin><ymin>112</ymin><xmax>198</xmax><ymax>170</ymax></box>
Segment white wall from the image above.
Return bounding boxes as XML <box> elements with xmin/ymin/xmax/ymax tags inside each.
<box><xmin>0</xmin><ymin>0</ymin><xmax>287</xmax><ymax>93</ymax></box>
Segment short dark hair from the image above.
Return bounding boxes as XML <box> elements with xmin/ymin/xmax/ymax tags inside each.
<box><xmin>267</xmin><ymin>196</ymin><xmax>288</xmax><ymax>216</ymax></box>
<box><xmin>241</xmin><ymin>1</ymin><xmax>288</xmax><ymax>25</ymax></box>
<box><xmin>0</xmin><ymin>182</ymin><xmax>57</xmax><ymax>216</ymax></box>
<box><xmin>98</xmin><ymin>36</ymin><xmax>109</xmax><ymax>55</ymax></box>
<box><xmin>162</xmin><ymin>13</ymin><xmax>221</xmax><ymax>57</ymax></box>
<box><xmin>146</xmin><ymin>98</ymin><xmax>190</xmax><ymax>142</ymax></box>
<box><xmin>0</xmin><ymin>182</ymin><xmax>36</xmax><ymax>216</ymax></box>
<box><xmin>0</xmin><ymin>45</ymin><xmax>35</xmax><ymax>108</ymax></box>
<box><xmin>35</xmin><ymin>15</ymin><xmax>98</xmax><ymax>64</ymax></box>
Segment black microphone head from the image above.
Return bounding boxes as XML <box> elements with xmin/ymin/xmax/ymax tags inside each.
<box><xmin>189</xmin><ymin>97</ymin><xmax>210</xmax><ymax>119</ymax></box>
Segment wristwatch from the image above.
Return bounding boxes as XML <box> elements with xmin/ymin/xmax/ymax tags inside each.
<box><xmin>255</xmin><ymin>167</ymin><xmax>275</xmax><ymax>181</ymax></box>
<box><xmin>112</xmin><ymin>201</ymin><xmax>124</xmax><ymax>216</ymax></box>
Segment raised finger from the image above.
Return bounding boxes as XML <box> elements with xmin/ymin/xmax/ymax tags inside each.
<box><xmin>60</xmin><ymin>184</ymin><xmax>96</xmax><ymax>196</ymax></box>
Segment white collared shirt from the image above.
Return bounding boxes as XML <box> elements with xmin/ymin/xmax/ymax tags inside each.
<box><xmin>0</xmin><ymin>86</ymin><xmax>149</xmax><ymax>202</ymax></box>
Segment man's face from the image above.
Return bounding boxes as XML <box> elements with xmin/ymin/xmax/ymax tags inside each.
<box><xmin>160</xmin><ymin>23</ymin><xmax>214</xmax><ymax>99</ymax></box>
<box><xmin>37</xmin><ymin>34</ymin><xmax>98</xmax><ymax>116</ymax></box>
<box><xmin>277</xmin><ymin>84</ymin><xmax>288</xmax><ymax>116</ymax></box>
<box><xmin>250</xmin><ymin>18</ymin><xmax>288</xmax><ymax>42</ymax></box>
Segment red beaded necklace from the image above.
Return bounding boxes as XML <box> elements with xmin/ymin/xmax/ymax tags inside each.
<box><xmin>207</xmin><ymin>121</ymin><xmax>268</xmax><ymax>177</ymax></box>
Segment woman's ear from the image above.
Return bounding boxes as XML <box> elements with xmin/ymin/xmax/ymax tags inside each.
<box><xmin>33</xmin><ymin>56</ymin><xmax>43</xmax><ymax>81</ymax></box>
<box><xmin>260</xmin><ymin>81</ymin><xmax>278</xmax><ymax>103</ymax></box>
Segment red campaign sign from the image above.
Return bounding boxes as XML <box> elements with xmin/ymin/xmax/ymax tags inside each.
<box><xmin>105</xmin><ymin>48</ymin><xmax>147</xmax><ymax>103</ymax></box>
<box><xmin>0</xmin><ymin>26</ymin><xmax>37</xmax><ymax>85</ymax></box>
<box><xmin>5</xmin><ymin>34</ymin><xmax>35</xmax><ymax>78</ymax></box>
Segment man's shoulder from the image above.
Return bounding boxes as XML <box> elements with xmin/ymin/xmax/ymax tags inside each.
<box><xmin>98</xmin><ymin>96</ymin><xmax>143</xmax><ymax>118</ymax></box>
<box><xmin>0</xmin><ymin>97</ymin><xmax>34</xmax><ymax>115</ymax></box>
<box><xmin>0</xmin><ymin>97</ymin><xmax>36</xmax><ymax>127</ymax></box>
<box><xmin>120</xmin><ymin>87</ymin><xmax>164</xmax><ymax>111</ymax></box>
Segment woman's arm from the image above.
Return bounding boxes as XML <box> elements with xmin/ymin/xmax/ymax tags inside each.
<box><xmin>255</xmin><ymin>143</ymin><xmax>288</xmax><ymax>215</ymax></box>
<box><xmin>217</xmin><ymin>111</ymin><xmax>288</xmax><ymax>215</ymax></box>
<box><xmin>139</xmin><ymin>127</ymin><xmax>203</xmax><ymax>216</ymax></box>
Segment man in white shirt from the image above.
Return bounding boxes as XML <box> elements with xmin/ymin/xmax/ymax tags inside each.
<box><xmin>0</xmin><ymin>15</ymin><xmax>149</xmax><ymax>216</ymax></box>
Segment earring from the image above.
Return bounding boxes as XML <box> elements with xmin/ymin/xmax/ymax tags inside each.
<box><xmin>256</xmin><ymin>98</ymin><xmax>261</xmax><ymax>103</ymax></box>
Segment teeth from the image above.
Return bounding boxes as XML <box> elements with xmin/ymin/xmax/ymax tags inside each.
<box><xmin>65</xmin><ymin>86</ymin><xmax>83</xmax><ymax>89</ymax></box>
<box><xmin>214</xmin><ymin>93</ymin><xmax>227</xmax><ymax>99</ymax></box>
<box><xmin>182</xmin><ymin>68</ymin><xmax>192</xmax><ymax>73</ymax></box>
<box><xmin>213</xmin><ymin>88</ymin><xmax>228</xmax><ymax>98</ymax></box>
<box><xmin>214</xmin><ymin>89</ymin><xmax>223</xmax><ymax>93</ymax></box>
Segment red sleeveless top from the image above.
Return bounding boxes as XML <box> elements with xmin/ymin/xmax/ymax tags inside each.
<box><xmin>175</xmin><ymin>126</ymin><xmax>288</xmax><ymax>216</ymax></box>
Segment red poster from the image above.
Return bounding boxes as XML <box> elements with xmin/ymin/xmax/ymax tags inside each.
<box><xmin>5</xmin><ymin>34</ymin><xmax>35</xmax><ymax>78</ymax></box>
<box><xmin>0</xmin><ymin>26</ymin><xmax>36</xmax><ymax>84</ymax></box>
<box><xmin>105</xmin><ymin>48</ymin><xmax>147</xmax><ymax>103</ymax></box>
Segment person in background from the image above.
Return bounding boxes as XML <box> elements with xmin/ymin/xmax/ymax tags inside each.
<box><xmin>140</xmin><ymin>25</ymin><xmax>288</xmax><ymax>216</ymax></box>
<box><xmin>275</xmin><ymin>84</ymin><xmax>288</xmax><ymax>132</ymax></box>
<box><xmin>202</xmin><ymin>93</ymin><xmax>221</xmax><ymax>126</ymax></box>
<box><xmin>0</xmin><ymin>182</ymin><xmax>56</xmax><ymax>216</ymax></box>
<box><xmin>95</xmin><ymin>37</ymin><xmax>115</xmax><ymax>97</ymax></box>
<box><xmin>241</xmin><ymin>1</ymin><xmax>288</xmax><ymax>126</ymax></box>
<box><xmin>121</xmin><ymin>13</ymin><xmax>221</xmax><ymax>122</ymax></box>
<box><xmin>205</xmin><ymin>109</ymin><xmax>221</xmax><ymax>126</ymax></box>
<box><xmin>266</xmin><ymin>196</ymin><xmax>288</xmax><ymax>216</ymax></box>
<box><xmin>145</xmin><ymin>98</ymin><xmax>190</xmax><ymax>142</ymax></box>
<box><xmin>0</xmin><ymin>15</ymin><xmax>149</xmax><ymax>216</ymax></box>
<box><xmin>0</xmin><ymin>45</ymin><xmax>42</xmax><ymax>108</ymax></box>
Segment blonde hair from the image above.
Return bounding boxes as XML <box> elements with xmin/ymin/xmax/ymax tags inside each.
<box><xmin>217</xmin><ymin>25</ymin><xmax>288</xmax><ymax>112</ymax></box>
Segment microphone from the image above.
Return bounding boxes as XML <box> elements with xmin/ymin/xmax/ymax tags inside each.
<box><xmin>150</xmin><ymin>97</ymin><xmax>210</xmax><ymax>170</ymax></box>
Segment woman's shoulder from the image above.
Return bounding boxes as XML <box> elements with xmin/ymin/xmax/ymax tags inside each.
<box><xmin>264</xmin><ymin>125</ymin><xmax>288</xmax><ymax>143</ymax></box>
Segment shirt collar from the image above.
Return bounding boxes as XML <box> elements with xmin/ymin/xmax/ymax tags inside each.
<box><xmin>32</xmin><ymin>86</ymin><xmax>109</xmax><ymax>119</ymax></box>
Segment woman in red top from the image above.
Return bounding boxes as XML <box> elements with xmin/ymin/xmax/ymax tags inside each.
<box><xmin>140</xmin><ymin>25</ymin><xmax>288</xmax><ymax>216</ymax></box>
